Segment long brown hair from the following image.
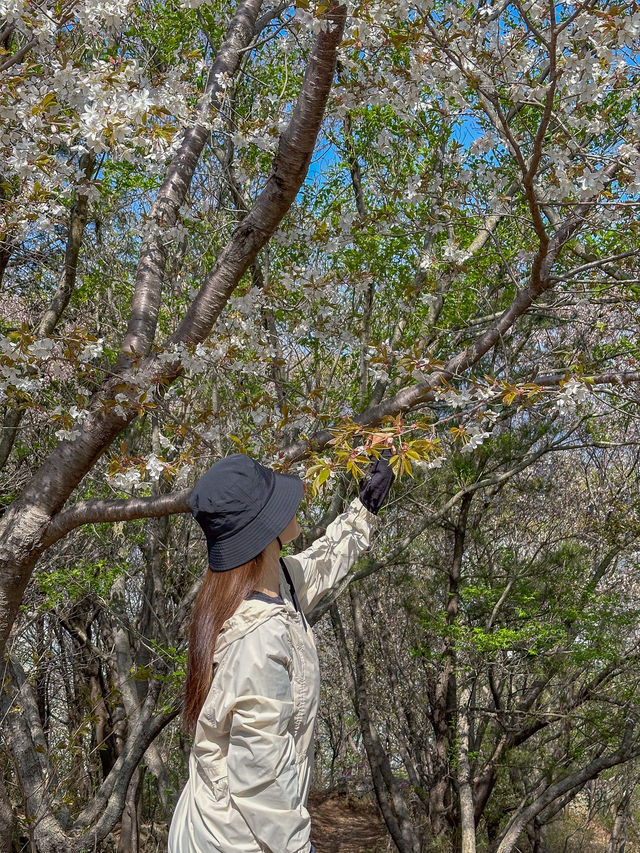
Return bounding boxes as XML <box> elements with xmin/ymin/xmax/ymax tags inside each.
<box><xmin>183</xmin><ymin>552</ymin><xmax>265</xmax><ymax>734</ymax></box>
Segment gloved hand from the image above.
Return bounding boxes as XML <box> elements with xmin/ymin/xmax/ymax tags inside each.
<box><xmin>358</xmin><ymin>447</ymin><xmax>395</xmax><ymax>514</ymax></box>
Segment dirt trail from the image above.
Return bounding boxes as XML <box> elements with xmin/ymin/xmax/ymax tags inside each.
<box><xmin>309</xmin><ymin>792</ymin><xmax>390</xmax><ymax>853</ymax></box>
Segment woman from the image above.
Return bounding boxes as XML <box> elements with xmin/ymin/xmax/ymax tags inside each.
<box><xmin>168</xmin><ymin>451</ymin><xmax>394</xmax><ymax>853</ymax></box>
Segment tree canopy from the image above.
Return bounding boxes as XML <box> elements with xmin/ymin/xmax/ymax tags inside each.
<box><xmin>1</xmin><ymin>0</ymin><xmax>639</xmax><ymax>850</ymax></box>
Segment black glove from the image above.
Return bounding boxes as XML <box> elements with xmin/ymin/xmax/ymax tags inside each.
<box><xmin>358</xmin><ymin>447</ymin><xmax>395</xmax><ymax>515</ymax></box>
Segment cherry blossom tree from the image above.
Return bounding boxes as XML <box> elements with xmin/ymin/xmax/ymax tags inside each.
<box><xmin>2</xmin><ymin>0</ymin><xmax>640</xmax><ymax>849</ymax></box>
<box><xmin>1</xmin><ymin>0</ymin><xmax>348</xmax><ymax>848</ymax></box>
<box><xmin>0</xmin><ymin>0</ymin><xmax>347</xmax><ymax>655</ymax></box>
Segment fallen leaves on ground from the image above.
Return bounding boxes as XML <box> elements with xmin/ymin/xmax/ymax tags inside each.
<box><xmin>309</xmin><ymin>791</ymin><xmax>390</xmax><ymax>853</ymax></box>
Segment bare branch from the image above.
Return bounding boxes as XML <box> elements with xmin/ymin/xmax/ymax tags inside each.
<box><xmin>38</xmin><ymin>153</ymin><xmax>96</xmax><ymax>336</ymax></box>
<box><xmin>535</xmin><ymin>371</ymin><xmax>640</xmax><ymax>387</ymax></box>
<box><xmin>41</xmin><ymin>490</ymin><xmax>190</xmax><ymax>549</ymax></box>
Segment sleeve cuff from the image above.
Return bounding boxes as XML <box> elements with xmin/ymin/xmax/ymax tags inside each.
<box><xmin>355</xmin><ymin>495</ymin><xmax>380</xmax><ymax>523</ymax></box>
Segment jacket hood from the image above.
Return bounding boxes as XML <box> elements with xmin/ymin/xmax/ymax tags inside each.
<box><xmin>213</xmin><ymin>597</ymin><xmax>298</xmax><ymax>662</ymax></box>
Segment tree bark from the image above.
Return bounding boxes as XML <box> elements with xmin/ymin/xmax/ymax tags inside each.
<box><xmin>38</xmin><ymin>153</ymin><xmax>95</xmax><ymax>337</ymax></box>
<box><xmin>349</xmin><ymin>588</ymin><xmax>422</xmax><ymax>853</ymax></box>
<box><xmin>373</xmin><ymin>596</ymin><xmax>429</xmax><ymax>805</ymax></box>
<box><xmin>429</xmin><ymin>494</ymin><xmax>471</xmax><ymax>837</ymax></box>
<box><xmin>606</xmin><ymin>770</ymin><xmax>639</xmax><ymax>853</ymax></box>
<box><xmin>457</xmin><ymin>675</ymin><xmax>477</xmax><ymax>853</ymax></box>
<box><xmin>0</xmin><ymin>775</ymin><xmax>13</xmax><ymax>853</ymax></box>
<box><xmin>116</xmin><ymin>768</ymin><xmax>143</xmax><ymax>853</ymax></box>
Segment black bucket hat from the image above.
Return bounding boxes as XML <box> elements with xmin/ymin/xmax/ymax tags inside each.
<box><xmin>188</xmin><ymin>454</ymin><xmax>304</xmax><ymax>572</ymax></box>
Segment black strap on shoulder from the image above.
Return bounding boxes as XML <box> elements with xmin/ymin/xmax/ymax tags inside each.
<box><xmin>278</xmin><ymin>538</ymin><xmax>308</xmax><ymax>630</ymax></box>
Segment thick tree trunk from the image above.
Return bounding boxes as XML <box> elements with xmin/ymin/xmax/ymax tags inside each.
<box><xmin>429</xmin><ymin>495</ymin><xmax>472</xmax><ymax>838</ymax></box>
<box><xmin>0</xmin><ymin>500</ymin><xmax>51</xmax><ymax>657</ymax></box>
<box><xmin>116</xmin><ymin>768</ymin><xmax>143</xmax><ymax>853</ymax></box>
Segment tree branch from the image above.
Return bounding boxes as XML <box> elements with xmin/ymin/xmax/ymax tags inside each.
<box><xmin>284</xmin><ymin>160</ymin><xmax>623</xmax><ymax>460</ymax></box>
<box><xmin>40</xmin><ymin>364</ymin><xmax>640</xmax><ymax>549</ymax></box>
<box><xmin>0</xmin><ymin>155</ymin><xmax>95</xmax><ymax>475</ymax></box>
<box><xmin>166</xmin><ymin>4</ymin><xmax>347</xmax><ymax>348</ymax></box>
<box><xmin>493</xmin><ymin>729</ymin><xmax>640</xmax><ymax>853</ymax></box>
<box><xmin>41</xmin><ymin>490</ymin><xmax>190</xmax><ymax>549</ymax></box>
<box><xmin>115</xmin><ymin>0</ymin><xmax>265</xmax><ymax>371</ymax></box>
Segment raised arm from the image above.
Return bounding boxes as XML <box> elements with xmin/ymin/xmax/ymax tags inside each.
<box><xmin>282</xmin><ymin>497</ymin><xmax>378</xmax><ymax>614</ymax></box>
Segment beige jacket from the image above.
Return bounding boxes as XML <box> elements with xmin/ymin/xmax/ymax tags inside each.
<box><xmin>168</xmin><ymin>497</ymin><xmax>377</xmax><ymax>853</ymax></box>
